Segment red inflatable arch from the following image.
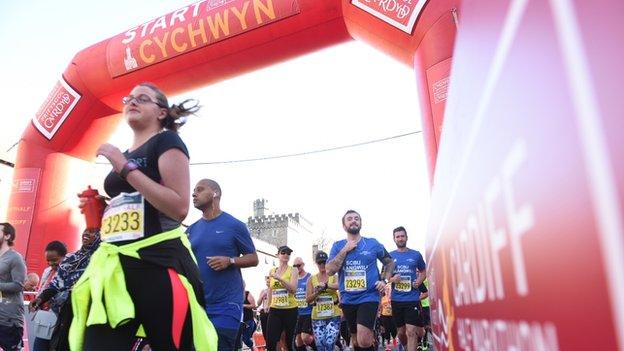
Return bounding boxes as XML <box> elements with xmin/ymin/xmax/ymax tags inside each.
<box><xmin>8</xmin><ymin>0</ymin><xmax>624</xmax><ymax>349</ymax></box>
<box><xmin>10</xmin><ymin>0</ymin><xmax>458</xmax><ymax>271</ymax></box>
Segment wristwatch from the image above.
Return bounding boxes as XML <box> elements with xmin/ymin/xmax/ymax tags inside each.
<box><xmin>119</xmin><ymin>160</ymin><xmax>139</xmax><ymax>180</ymax></box>
<box><xmin>229</xmin><ymin>257</ymin><xmax>236</xmax><ymax>266</ymax></box>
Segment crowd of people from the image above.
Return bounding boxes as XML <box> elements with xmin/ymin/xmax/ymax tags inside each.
<box><xmin>0</xmin><ymin>83</ymin><xmax>430</xmax><ymax>351</ymax></box>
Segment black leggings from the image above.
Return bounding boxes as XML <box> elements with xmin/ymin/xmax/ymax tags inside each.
<box><xmin>260</xmin><ymin>311</ymin><xmax>269</xmax><ymax>342</ymax></box>
<box><xmin>266</xmin><ymin>307</ymin><xmax>298</xmax><ymax>351</ymax></box>
<box><xmin>83</xmin><ymin>256</ymin><xmax>193</xmax><ymax>351</ymax></box>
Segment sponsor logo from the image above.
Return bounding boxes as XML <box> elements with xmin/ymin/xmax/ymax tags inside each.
<box><xmin>351</xmin><ymin>0</ymin><xmax>428</xmax><ymax>34</ymax></box>
<box><xmin>12</xmin><ymin>179</ymin><xmax>36</xmax><ymax>193</ymax></box>
<box><xmin>32</xmin><ymin>77</ymin><xmax>81</xmax><ymax>140</ymax></box>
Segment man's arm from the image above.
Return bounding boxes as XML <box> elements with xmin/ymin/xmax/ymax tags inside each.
<box><xmin>380</xmin><ymin>251</ymin><xmax>395</xmax><ymax>281</ymax></box>
<box><xmin>413</xmin><ymin>269</ymin><xmax>426</xmax><ymax>288</ymax></box>
<box><xmin>208</xmin><ymin>222</ymin><xmax>259</xmax><ymax>270</ymax></box>
<box><xmin>326</xmin><ymin>241</ymin><xmax>357</xmax><ymax>276</ymax></box>
<box><xmin>234</xmin><ymin>223</ymin><xmax>259</xmax><ymax>268</ymax></box>
<box><xmin>233</xmin><ymin>253</ymin><xmax>259</xmax><ymax>268</ymax></box>
<box><xmin>0</xmin><ymin>255</ymin><xmax>26</xmax><ymax>294</ymax></box>
<box><xmin>413</xmin><ymin>252</ymin><xmax>427</xmax><ymax>288</ymax></box>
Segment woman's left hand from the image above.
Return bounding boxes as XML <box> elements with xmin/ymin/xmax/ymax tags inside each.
<box><xmin>97</xmin><ymin>143</ymin><xmax>127</xmax><ymax>172</ymax></box>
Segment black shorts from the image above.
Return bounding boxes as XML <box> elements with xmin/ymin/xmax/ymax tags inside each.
<box><xmin>295</xmin><ymin>314</ymin><xmax>313</xmax><ymax>334</ymax></box>
<box><xmin>391</xmin><ymin>301</ymin><xmax>423</xmax><ymax>328</ymax></box>
<box><xmin>421</xmin><ymin>306</ymin><xmax>430</xmax><ymax>326</ymax></box>
<box><xmin>341</xmin><ymin>302</ymin><xmax>379</xmax><ymax>333</ymax></box>
<box><xmin>0</xmin><ymin>325</ymin><xmax>23</xmax><ymax>351</ymax></box>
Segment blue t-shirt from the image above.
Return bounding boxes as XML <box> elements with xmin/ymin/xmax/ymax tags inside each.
<box><xmin>187</xmin><ymin>212</ymin><xmax>256</xmax><ymax>329</ymax></box>
<box><xmin>296</xmin><ymin>272</ymin><xmax>312</xmax><ymax>315</ymax></box>
<box><xmin>389</xmin><ymin>249</ymin><xmax>426</xmax><ymax>302</ymax></box>
<box><xmin>329</xmin><ymin>237</ymin><xmax>387</xmax><ymax>305</ymax></box>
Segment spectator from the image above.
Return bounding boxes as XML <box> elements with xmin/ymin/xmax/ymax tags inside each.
<box><xmin>30</xmin><ymin>229</ymin><xmax>101</xmax><ymax>351</ymax></box>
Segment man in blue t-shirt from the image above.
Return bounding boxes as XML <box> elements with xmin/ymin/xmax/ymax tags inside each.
<box><xmin>187</xmin><ymin>179</ymin><xmax>259</xmax><ymax>351</ymax></box>
<box><xmin>388</xmin><ymin>226</ymin><xmax>426</xmax><ymax>351</ymax></box>
<box><xmin>326</xmin><ymin>210</ymin><xmax>395</xmax><ymax>351</ymax></box>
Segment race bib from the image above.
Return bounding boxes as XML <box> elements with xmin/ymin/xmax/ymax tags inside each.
<box><xmin>295</xmin><ymin>291</ymin><xmax>308</xmax><ymax>308</ymax></box>
<box><xmin>316</xmin><ymin>295</ymin><xmax>334</xmax><ymax>318</ymax></box>
<box><xmin>345</xmin><ymin>270</ymin><xmax>367</xmax><ymax>292</ymax></box>
<box><xmin>395</xmin><ymin>276</ymin><xmax>412</xmax><ymax>292</ymax></box>
<box><xmin>101</xmin><ymin>192</ymin><xmax>144</xmax><ymax>242</ymax></box>
<box><xmin>272</xmin><ymin>289</ymin><xmax>289</xmax><ymax>307</ymax></box>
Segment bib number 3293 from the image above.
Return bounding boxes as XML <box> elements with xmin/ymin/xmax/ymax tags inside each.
<box><xmin>101</xmin><ymin>192</ymin><xmax>144</xmax><ymax>242</ymax></box>
<box><xmin>345</xmin><ymin>270</ymin><xmax>367</xmax><ymax>292</ymax></box>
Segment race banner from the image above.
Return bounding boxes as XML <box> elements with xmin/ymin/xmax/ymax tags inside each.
<box><xmin>107</xmin><ymin>0</ymin><xmax>301</xmax><ymax>77</ymax></box>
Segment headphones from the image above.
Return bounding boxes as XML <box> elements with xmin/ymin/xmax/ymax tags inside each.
<box><xmin>213</xmin><ymin>192</ymin><xmax>219</xmax><ymax>198</ymax></box>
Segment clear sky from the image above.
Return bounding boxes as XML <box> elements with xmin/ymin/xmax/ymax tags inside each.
<box><xmin>0</xmin><ymin>1</ymin><xmax>431</xmax><ymax>258</ymax></box>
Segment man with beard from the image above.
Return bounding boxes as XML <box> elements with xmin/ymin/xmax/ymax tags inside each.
<box><xmin>326</xmin><ymin>210</ymin><xmax>395</xmax><ymax>351</ymax></box>
<box><xmin>187</xmin><ymin>179</ymin><xmax>259</xmax><ymax>351</ymax></box>
<box><xmin>388</xmin><ymin>227</ymin><xmax>426</xmax><ymax>351</ymax></box>
<box><xmin>0</xmin><ymin>222</ymin><xmax>27</xmax><ymax>351</ymax></box>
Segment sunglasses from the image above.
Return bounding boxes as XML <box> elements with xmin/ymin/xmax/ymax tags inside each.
<box><xmin>279</xmin><ymin>251</ymin><xmax>291</xmax><ymax>255</ymax></box>
<box><xmin>293</xmin><ymin>264</ymin><xmax>302</xmax><ymax>268</ymax></box>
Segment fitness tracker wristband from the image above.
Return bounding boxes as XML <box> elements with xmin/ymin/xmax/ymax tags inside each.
<box><xmin>119</xmin><ymin>160</ymin><xmax>139</xmax><ymax>180</ymax></box>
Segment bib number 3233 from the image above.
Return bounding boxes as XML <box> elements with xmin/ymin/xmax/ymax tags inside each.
<box><xmin>101</xmin><ymin>192</ymin><xmax>144</xmax><ymax>242</ymax></box>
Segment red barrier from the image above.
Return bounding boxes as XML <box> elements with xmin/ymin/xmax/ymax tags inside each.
<box><xmin>425</xmin><ymin>0</ymin><xmax>623</xmax><ymax>349</ymax></box>
<box><xmin>7</xmin><ymin>0</ymin><xmax>623</xmax><ymax>349</ymax></box>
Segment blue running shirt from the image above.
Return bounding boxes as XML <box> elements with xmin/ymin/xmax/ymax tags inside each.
<box><xmin>390</xmin><ymin>249</ymin><xmax>426</xmax><ymax>302</ymax></box>
<box><xmin>329</xmin><ymin>237</ymin><xmax>387</xmax><ymax>304</ymax></box>
<box><xmin>296</xmin><ymin>272</ymin><xmax>312</xmax><ymax>315</ymax></box>
<box><xmin>187</xmin><ymin>212</ymin><xmax>256</xmax><ymax>329</ymax></box>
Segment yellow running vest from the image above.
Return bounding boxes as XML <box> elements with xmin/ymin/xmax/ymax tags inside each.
<box><xmin>269</xmin><ymin>266</ymin><xmax>297</xmax><ymax>309</ymax></box>
<box><xmin>311</xmin><ymin>274</ymin><xmax>341</xmax><ymax>320</ymax></box>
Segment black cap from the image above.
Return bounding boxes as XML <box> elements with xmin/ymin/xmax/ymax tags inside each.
<box><xmin>315</xmin><ymin>251</ymin><xmax>328</xmax><ymax>263</ymax></box>
<box><xmin>277</xmin><ymin>246</ymin><xmax>293</xmax><ymax>254</ymax></box>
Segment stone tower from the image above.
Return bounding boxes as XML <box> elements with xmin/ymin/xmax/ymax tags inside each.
<box><xmin>247</xmin><ymin>199</ymin><xmax>318</xmax><ymax>264</ymax></box>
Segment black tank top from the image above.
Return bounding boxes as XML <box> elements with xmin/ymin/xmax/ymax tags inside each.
<box><xmin>243</xmin><ymin>291</ymin><xmax>253</xmax><ymax>321</ymax></box>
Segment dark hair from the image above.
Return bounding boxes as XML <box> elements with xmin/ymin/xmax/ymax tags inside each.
<box><xmin>341</xmin><ymin>210</ymin><xmax>360</xmax><ymax>225</ymax></box>
<box><xmin>0</xmin><ymin>222</ymin><xmax>15</xmax><ymax>247</ymax></box>
<box><xmin>45</xmin><ymin>240</ymin><xmax>68</xmax><ymax>256</ymax></box>
<box><xmin>393</xmin><ymin>226</ymin><xmax>407</xmax><ymax>236</ymax></box>
<box><xmin>139</xmin><ymin>82</ymin><xmax>200</xmax><ymax>132</ymax></box>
